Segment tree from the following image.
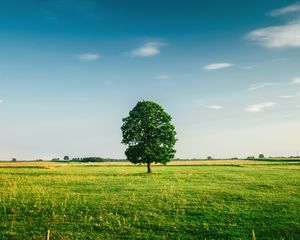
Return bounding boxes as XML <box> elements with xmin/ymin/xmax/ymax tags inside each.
<box><xmin>121</xmin><ymin>100</ymin><xmax>177</xmax><ymax>173</ymax></box>
<box><xmin>259</xmin><ymin>154</ymin><xmax>264</xmax><ymax>159</ymax></box>
<box><xmin>63</xmin><ymin>156</ymin><xmax>69</xmax><ymax>160</ymax></box>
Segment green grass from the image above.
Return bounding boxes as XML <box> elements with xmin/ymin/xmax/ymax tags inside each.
<box><xmin>0</xmin><ymin>163</ymin><xmax>299</xmax><ymax>239</ymax></box>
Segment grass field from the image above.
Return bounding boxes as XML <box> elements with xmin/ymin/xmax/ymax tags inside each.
<box><xmin>0</xmin><ymin>160</ymin><xmax>299</xmax><ymax>239</ymax></box>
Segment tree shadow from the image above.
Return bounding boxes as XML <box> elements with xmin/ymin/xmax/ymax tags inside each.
<box><xmin>123</xmin><ymin>172</ymin><xmax>161</xmax><ymax>177</ymax></box>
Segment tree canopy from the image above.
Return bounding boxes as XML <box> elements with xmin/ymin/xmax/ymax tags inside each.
<box><xmin>121</xmin><ymin>100</ymin><xmax>177</xmax><ymax>173</ymax></box>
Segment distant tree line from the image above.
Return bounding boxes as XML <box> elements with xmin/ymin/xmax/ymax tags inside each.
<box><xmin>51</xmin><ymin>156</ymin><xmax>125</xmax><ymax>162</ymax></box>
<box><xmin>80</xmin><ymin>157</ymin><xmax>104</xmax><ymax>162</ymax></box>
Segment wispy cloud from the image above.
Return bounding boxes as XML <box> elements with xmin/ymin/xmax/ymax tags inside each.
<box><xmin>270</xmin><ymin>2</ymin><xmax>300</xmax><ymax>16</ymax></box>
<box><xmin>207</xmin><ymin>105</ymin><xmax>224</xmax><ymax>110</ymax></box>
<box><xmin>248</xmin><ymin>82</ymin><xmax>279</xmax><ymax>91</ymax></box>
<box><xmin>76</xmin><ymin>53</ymin><xmax>100</xmax><ymax>61</ymax></box>
<box><xmin>271</xmin><ymin>58</ymin><xmax>289</xmax><ymax>62</ymax></box>
<box><xmin>245</xmin><ymin>102</ymin><xmax>276</xmax><ymax>113</ymax></box>
<box><xmin>247</xmin><ymin>23</ymin><xmax>300</xmax><ymax>48</ymax></box>
<box><xmin>242</xmin><ymin>65</ymin><xmax>255</xmax><ymax>70</ymax></box>
<box><xmin>203</xmin><ymin>62</ymin><xmax>233</xmax><ymax>71</ymax></box>
<box><xmin>291</xmin><ymin>77</ymin><xmax>300</xmax><ymax>84</ymax></box>
<box><xmin>195</xmin><ymin>99</ymin><xmax>224</xmax><ymax>110</ymax></box>
<box><xmin>156</xmin><ymin>75</ymin><xmax>170</xmax><ymax>79</ymax></box>
<box><xmin>247</xmin><ymin>3</ymin><xmax>300</xmax><ymax>48</ymax></box>
<box><xmin>279</xmin><ymin>95</ymin><xmax>295</xmax><ymax>98</ymax></box>
<box><xmin>0</xmin><ymin>99</ymin><xmax>3</xmax><ymax>103</ymax></box>
<box><xmin>131</xmin><ymin>41</ymin><xmax>166</xmax><ymax>57</ymax></box>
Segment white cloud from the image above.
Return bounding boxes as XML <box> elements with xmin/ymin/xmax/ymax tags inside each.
<box><xmin>279</xmin><ymin>95</ymin><xmax>295</xmax><ymax>98</ymax></box>
<box><xmin>270</xmin><ymin>3</ymin><xmax>300</xmax><ymax>16</ymax></box>
<box><xmin>195</xmin><ymin>100</ymin><xmax>224</xmax><ymax>110</ymax></box>
<box><xmin>242</xmin><ymin>65</ymin><xmax>255</xmax><ymax>70</ymax></box>
<box><xmin>247</xmin><ymin>23</ymin><xmax>300</xmax><ymax>48</ymax></box>
<box><xmin>207</xmin><ymin>105</ymin><xmax>224</xmax><ymax>110</ymax></box>
<box><xmin>247</xmin><ymin>3</ymin><xmax>300</xmax><ymax>48</ymax></box>
<box><xmin>291</xmin><ymin>77</ymin><xmax>300</xmax><ymax>84</ymax></box>
<box><xmin>271</xmin><ymin>58</ymin><xmax>289</xmax><ymax>62</ymax></box>
<box><xmin>76</xmin><ymin>53</ymin><xmax>100</xmax><ymax>61</ymax></box>
<box><xmin>156</xmin><ymin>75</ymin><xmax>170</xmax><ymax>79</ymax></box>
<box><xmin>245</xmin><ymin>102</ymin><xmax>276</xmax><ymax>113</ymax></box>
<box><xmin>131</xmin><ymin>41</ymin><xmax>165</xmax><ymax>57</ymax></box>
<box><xmin>203</xmin><ymin>63</ymin><xmax>234</xmax><ymax>71</ymax></box>
<box><xmin>248</xmin><ymin>82</ymin><xmax>279</xmax><ymax>91</ymax></box>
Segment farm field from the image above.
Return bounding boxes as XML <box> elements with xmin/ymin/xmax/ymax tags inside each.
<box><xmin>0</xmin><ymin>160</ymin><xmax>299</xmax><ymax>239</ymax></box>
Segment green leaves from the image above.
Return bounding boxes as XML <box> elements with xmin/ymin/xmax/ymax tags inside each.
<box><xmin>121</xmin><ymin>101</ymin><xmax>177</xmax><ymax>169</ymax></box>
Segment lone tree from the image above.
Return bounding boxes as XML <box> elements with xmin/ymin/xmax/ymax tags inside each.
<box><xmin>121</xmin><ymin>100</ymin><xmax>177</xmax><ymax>173</ymax></box>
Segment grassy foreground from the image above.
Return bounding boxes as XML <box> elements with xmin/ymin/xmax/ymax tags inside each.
<box><xmin>0</xmin><ymin>161</ymin><xmax>299</xmax><ymax>239</ymax></box>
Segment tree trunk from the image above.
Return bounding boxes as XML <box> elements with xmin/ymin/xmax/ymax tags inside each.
<box><xmin>147</xmin><ymin>162</ymin><xmax>152</xmax><ymax>173</ymax></box>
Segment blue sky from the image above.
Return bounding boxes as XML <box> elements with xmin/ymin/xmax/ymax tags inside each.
<box><xmin>0</xmin><ymin>0</ymin><xmax>300</xmax><ymax>159</ymax></box>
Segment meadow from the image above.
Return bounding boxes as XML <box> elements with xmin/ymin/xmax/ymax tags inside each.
<box><xmin>0</xmin><ymin>160</ymin><xmax>299</xmax><ymax>239</ymax></box>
